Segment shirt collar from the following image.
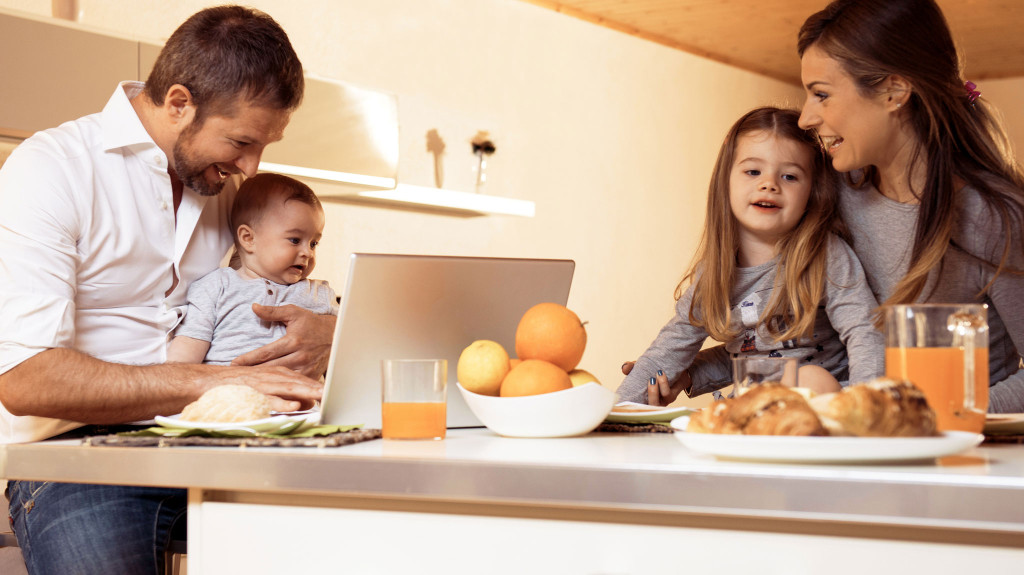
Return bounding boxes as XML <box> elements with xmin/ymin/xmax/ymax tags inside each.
<box><xmin>100</xmin><ymin>81</ymin><xmax>161</xmax><ymax>155</ymax></box>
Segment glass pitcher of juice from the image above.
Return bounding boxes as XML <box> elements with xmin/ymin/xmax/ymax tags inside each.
<box><xmin>884</xmin><ymin>304</ymin><xmax>988</xmax><ymax>433</ymax></box>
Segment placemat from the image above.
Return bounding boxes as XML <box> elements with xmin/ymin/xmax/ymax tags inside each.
<box><xmin>83</xmin><ymin>427</ymin><xmax>382</xmax><ymax>448</ymax></box>
<box><xmin>595</xmin><ymin>422</ymin><xmax>674</xmax><ymax>434</ymax></box>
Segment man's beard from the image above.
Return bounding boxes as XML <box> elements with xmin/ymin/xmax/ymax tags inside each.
<box><xmin>172</xmin><ymin>133</ymin><xmax>227</xmax><ymax>197</ymax></box>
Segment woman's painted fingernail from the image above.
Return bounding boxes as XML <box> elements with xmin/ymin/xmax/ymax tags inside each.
<box><xmin>657</xmin><ymin>370</ymin><xmax>664</xmax><ymax>376</ymax></box>
<box><xmin>649</xmin><ymin>377</ymin><xmax>656</xmax><ymax>386</ymax></box>
<box><xmin>622</xmin><ymin>362</ymin><xmax>629</xmax><ymax>370</ymax></box>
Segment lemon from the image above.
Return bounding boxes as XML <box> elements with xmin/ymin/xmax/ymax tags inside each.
<box><xmin>457</xmin><ymin>340</ymin><xmax>510</xmax><ymax>396</ymax></box>
<box><xmin>568</xmin><ymin>368</ymin><xmax>599</xmax><ymax>387</ymax></box>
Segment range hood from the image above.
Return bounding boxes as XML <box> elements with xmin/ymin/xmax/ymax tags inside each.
<box><xmin>259</xmin><ymin>75</ymin><xmax>534</xmax><ymax>217</ymax></box>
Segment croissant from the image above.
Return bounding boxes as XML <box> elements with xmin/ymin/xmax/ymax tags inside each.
<box><xmin>808</xmin><ymin>378</ymin><xmax>937</xmax><ymax>437</ymax></box>
<box><xmin>686</xmin><ymin>384</ymin><xmax>827</xmax><ymax>436</ymax></box>
<box><xmin>180</xmin><ymin>384</ymin><xmax>273</xmax><ymax>423</ymax></box>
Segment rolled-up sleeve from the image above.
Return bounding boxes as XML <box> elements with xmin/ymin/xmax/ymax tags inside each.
<box><xmin>0</xmin><ymin>140</ymin><xmax>82</xmax><ymax>374</ymax></box>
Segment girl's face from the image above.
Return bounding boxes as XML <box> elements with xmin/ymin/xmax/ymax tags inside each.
<box><xmin>240</xmin><ymin>198</ymin><xmax>324</xmax><ymax>285</ymax></box>
<box><xmin>797</xmin><ymin>45</ymin><xmax>901</xmax><ymax>174</ymax></box>
<box><xmin>729</xmin><ymin>130</ymin><xmax>814</xmax><ymax>257</ymax></box>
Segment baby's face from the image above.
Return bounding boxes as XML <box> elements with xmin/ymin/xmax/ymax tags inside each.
<box><xmin>244</xmin><ymin>199</ymin><xmax>325</xmax><ymax>285</ymax></box>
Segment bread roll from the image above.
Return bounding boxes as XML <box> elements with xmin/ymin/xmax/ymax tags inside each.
<box><xmin>686</xmin><ymin>384</ymin><xmax>827</xmax><ymax>436</ymax></box>
<box><xmin>809</xmin><ymin>378</ymin><xmax>937</xmax><ymax>437</ymax></box>
<box><xmin>180</xmin><ymin>384</ymin><xmax>273</xmax><ymax>423</ymax></box>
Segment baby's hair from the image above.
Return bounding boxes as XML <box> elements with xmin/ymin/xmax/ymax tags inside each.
<box><xmin>229</xmin><ymin>173</ymin><xmax>322</xmax><ymax>247</ymax></box>
<box><xmin>679</xmin><ymin>106</ymin><xmax>841</xmax><ymax>342</ymax></box>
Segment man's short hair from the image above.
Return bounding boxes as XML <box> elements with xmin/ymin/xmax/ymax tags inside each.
<box><xmin>144</xmin><ymin>5</ymin><xmax>304</xmax><ymax>125</ymax></box>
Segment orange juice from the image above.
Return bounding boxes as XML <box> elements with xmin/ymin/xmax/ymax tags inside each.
<box><xmin>885</xmin><ymin>346</ymin><xmax>988</xmax><ymax>432</ymax></box>
<box><xmin>382</xmin><ymin>402</ymin><xmax>446</xmax><ymax>439</ymax></box>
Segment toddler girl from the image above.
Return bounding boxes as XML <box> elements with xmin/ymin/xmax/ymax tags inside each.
<box><xmin>617</xmin><ymin>107</ymin><xmax>883</xmax><ymax>405</ymax></box>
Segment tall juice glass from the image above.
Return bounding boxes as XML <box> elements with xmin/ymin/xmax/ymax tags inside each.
<box><xmin>381</xmin><ymin>359</ymin><xmax>447</xmax><ymax>440</ymax></box>
<box><xmin>884</xmin><ymin>304</ymin><xmax>988</xmax><ymax>433</ymax></box>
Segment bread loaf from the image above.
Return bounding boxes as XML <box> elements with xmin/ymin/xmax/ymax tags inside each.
<box><xmin>180</xmin><ymin>384</ymin><xmax>273</xmax><ymax>423</ymax></box>
<box><xmin>686</xmin><ymin>384</ymin><xmax>827</xmax><ymax>436</ymax></box>
<box><xmin>809</xmin><ymin>378</ymin><xmax>937</xmax><ymax>437</ymax></box>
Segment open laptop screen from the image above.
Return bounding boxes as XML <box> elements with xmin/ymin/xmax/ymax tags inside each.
<box><xmin>319</xmin><ymin>253</ymin><xmax>575</xmax><ymax>428</ymax></box>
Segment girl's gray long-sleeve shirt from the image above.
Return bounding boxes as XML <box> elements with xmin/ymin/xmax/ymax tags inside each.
<box><xmin>617</xmin><ymin>235</ymin><xmax>884</xmax><ymax>404</ymax></box>
<box><xmin>658</xmin><ymin>183</ymin><xmax>1024</xmax><ymax>412</ymax></box>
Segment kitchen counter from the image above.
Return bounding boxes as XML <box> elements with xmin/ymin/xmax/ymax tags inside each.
<box><xmin>4</xmin><ymin>429</ymin><xmax>1024</xmax><ymax>573</ymax></box>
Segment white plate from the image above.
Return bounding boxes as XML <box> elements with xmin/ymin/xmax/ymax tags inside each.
<box><xmin>154</xmin><ymin>412</ymin><xmax>317</xmax><ymax>436</ymax></box>
<box><xmin>984</xmin><ymin>413</ymin><xmax>1024</xmax><ymax>434</ymax></box>
<box><xmin>670</xmin><ymin>416</ymin><xmax>983</xmax><ymax>463</ymax></box>
<box><xmin>605</xmin><ymin>402</ymin><xmax>694</xmax><ymax>423</ymax></box>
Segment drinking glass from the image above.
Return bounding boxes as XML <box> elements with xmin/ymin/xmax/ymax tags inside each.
<box><xmin>732</xmin><ymin>356</ymin><xmax>799</xmax><ymax>396</ymax></box>
<box><xmin>884</xmin><ymin>304</ymin><xmax>988</xmax><ymax>433</ymax></box>
<box><xmin>381</xmin><ymin>359</ymin><xmax>447</xmax><ymax>440</ymax></box>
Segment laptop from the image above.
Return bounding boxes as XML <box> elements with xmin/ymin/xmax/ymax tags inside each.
<box><xmin>319</xmin><ymin>253</ymin><xmax>575</xmax><ymax>428</ymax></box>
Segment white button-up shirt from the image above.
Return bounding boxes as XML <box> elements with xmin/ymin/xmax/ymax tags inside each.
<box><xmin>0</xmin><ymin>82</ymin><xmax>238</xmax><ymax>442</ymax></box>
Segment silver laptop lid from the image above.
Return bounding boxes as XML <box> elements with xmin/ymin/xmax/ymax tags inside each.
<box><xmin>320</xmin><ymin>253</ymin><xmax>575</xmax><ymax>428</ymax></box>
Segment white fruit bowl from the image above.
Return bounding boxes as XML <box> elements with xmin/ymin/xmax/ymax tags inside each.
<box><xmin>456</xmin><ymin>382</ymin><xmax>617</xmax><ymax>438</ymax></box>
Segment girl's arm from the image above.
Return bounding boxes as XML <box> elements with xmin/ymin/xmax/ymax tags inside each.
<box><xmin>615</xmin><ymin>284</ymin><xmax>711</xmax><ymax>404</ymax></box>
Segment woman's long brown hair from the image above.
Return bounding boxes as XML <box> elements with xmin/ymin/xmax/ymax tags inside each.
<box><xmin>677</xmin><ymin>107</ymin><xmax>841</xmax><ymax>343</ymax></box>
<box><xmin>799</xmin><ymin>0</ymin><xmax>1024</xmax><ymax>316</ymax></box>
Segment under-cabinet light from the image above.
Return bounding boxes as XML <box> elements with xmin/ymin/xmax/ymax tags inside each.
<box><xmin>258</xmin><ymin>161</ymin><xmax>396</xmax><ymax>189</ymax></box>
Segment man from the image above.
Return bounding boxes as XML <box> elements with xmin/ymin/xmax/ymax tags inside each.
<box><xmin>0</xmin><ymin>6</ymin><xmax>330</xmax><ymax>573</ymax></box>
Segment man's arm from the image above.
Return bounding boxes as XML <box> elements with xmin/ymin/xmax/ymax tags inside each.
<box><xmin>0</xmin><ymin>348</ymin><xmax>323</xmax><ymax>423</ymax></box>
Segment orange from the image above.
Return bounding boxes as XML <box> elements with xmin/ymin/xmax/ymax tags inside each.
<box><xmin>509</xmin><ymin>358</ymin><xmax>522</xmax><ymax>370</ymax></box>
<box><xmin>515</xmin><ymin>303</ymin><xmax>587</xmax><ymax>371</ymax></box>
<box><xmin>500</xmin><ymin>359</ymin><xmax>572</xmax><ymax>397</ymax></box>
<box><xmin>457</xmin><ymin>340</ymin><xmax>510</xmax><ymax>396</ymax></box>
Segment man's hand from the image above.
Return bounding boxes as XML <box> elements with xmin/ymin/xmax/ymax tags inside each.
<box><xmin>194</xmin><ymin>365</ymin><xmax>324</xmax><ymax>412</ymax></box>
<box><xmin>231</xmin><ymin>304</ymin><xmax>336</xmax><ymax>378</ymax></box>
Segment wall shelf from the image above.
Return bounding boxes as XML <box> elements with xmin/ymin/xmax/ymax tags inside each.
<box><xmin>324</xmin><ymin>183</ymin><xmax>535</xmax><ymax>217</ymax></box>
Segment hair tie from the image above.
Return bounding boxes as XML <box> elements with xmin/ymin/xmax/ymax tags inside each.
<box><xmin>964</xmin><ymin>81</ymin><xmax>981</xmax><ymax>105</ymax></box>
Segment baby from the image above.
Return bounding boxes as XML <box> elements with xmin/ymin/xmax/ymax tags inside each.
<box><xmin>167</xmin><ymin>173</ymin><xmax>338</xmax><ymax>365</ymax></box>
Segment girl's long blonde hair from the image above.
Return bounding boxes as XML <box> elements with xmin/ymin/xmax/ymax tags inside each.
<box><xmin>678</xmin><ymin>107</ymin><xmax>841</xmax><ymax>343</ymax></box>
<box><xmin>799</xmin><ymin>0</ymin><xmax>1024</xmax><ymax>318</ymax></box>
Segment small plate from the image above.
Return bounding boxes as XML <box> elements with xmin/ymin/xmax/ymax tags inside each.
<box><xmin>605</xmin><ymin>402</ymin><xmax>695</xmax><ymax>423</ymax></box>
<box><xmin>154</xmin><ymin>412</ymin><xmax>317</xmax><ymax>436</ymax></box>
<box><xmin>671</xmin><ymin>416</ymin><xmax>983</xmax><ymax>463</ymax></box>
<box><xmin>984</xmin><ymin>413</ymin><xmax>1024</xmax><ymax>434</ymax></box>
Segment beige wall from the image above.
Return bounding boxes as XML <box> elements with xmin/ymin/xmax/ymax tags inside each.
<box><xmin>4</xmin><ymin>0</ymin><xmax>1022</xmax><ymax>405</ymax></box>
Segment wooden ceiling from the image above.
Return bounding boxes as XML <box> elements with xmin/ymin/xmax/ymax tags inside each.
<box><xmin>521</xmin><ymin>0</ymin><xmax>1024</xmax><ymax>86</ymax></box>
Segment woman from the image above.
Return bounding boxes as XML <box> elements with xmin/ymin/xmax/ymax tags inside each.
<box><xmin>630</xmin><ymin>0</ymin><xmax>1024</xmax><ymax>412</ymax></box>
<box><xmin>796</xmin><ymin>0</ymin><xmax>1024</xmax><ymax>412</ymax></box>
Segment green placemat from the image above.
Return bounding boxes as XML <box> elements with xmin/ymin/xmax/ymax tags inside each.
<box><xmin>84</xmin><ymin>425</ymin><xmax>381</xmax><ymax>448</ymax></box>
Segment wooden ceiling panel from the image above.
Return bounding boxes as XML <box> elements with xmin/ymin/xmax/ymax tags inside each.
<box><xmin>522</xmin><ymin>0</ymin><xmax>1024</xmax><ymax>85</ymax></box>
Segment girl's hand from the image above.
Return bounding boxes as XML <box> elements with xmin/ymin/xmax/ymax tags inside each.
<box><xmin>647</xmin><ymin>369</ymin><xmax>692</xmax><ymax>407</ymax></box>
<box><xmin>622</xmin><ymin>361</ymin><xmax>692</xmax><ymax>406</ymax></box>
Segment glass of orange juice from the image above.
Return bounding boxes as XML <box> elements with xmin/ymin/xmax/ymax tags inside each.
<box><xmin>381</xmin><ymin>359</ymin><xmax>447</xmax><ymax>440</ymax></box>
<box><xmin>884</xmin><ymin>304</ymin><xmax>988</xmax><ymax>433</ymax></box>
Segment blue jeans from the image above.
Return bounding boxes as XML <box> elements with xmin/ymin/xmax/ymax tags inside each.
<box><xmin>6</xmin><ymin>481</ymin><xmax>186</xmax><ymax>575</ymax></box>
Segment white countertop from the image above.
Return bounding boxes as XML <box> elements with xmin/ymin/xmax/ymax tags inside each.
<box><xmin>3</xmin><ymin>429</ymin><xmax>1024</xmax><ymax>534</ymax></box>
